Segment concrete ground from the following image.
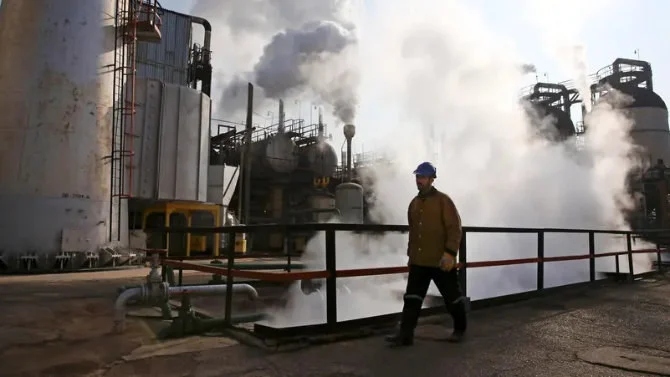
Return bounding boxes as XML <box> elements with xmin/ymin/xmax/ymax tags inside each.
<box><xmin>0</xmin><ymin>268</ymin><xmax>668</xmax><ymax>377</ymax></box>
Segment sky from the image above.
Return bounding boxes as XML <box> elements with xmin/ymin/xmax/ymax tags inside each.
<box><xmin>160</xmin><ymin>0</ymin><xmax>669</xmax><ymax>153</ymax></box>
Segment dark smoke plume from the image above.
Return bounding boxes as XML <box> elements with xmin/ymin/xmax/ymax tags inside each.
<box><xmin>244</xmin><ymin>21</ymin><xmax>359</xmax><ymax>123</ymax></box>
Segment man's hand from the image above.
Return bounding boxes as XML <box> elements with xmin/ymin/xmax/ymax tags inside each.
<box><xmin>439</xmin><ymin>252</ymin><xmax>456</xmax><ymax>272</ymax></box>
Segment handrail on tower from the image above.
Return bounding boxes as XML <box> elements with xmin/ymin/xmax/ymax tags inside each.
<box><xmin>130</xmin><ymin>0</ymin><xmax>162</xmax><ymax>43</ymax></box>
<box><xmin>592</xmin><ymin>57</ymin><xmax>653</xmax><ymax>92</ymax></box>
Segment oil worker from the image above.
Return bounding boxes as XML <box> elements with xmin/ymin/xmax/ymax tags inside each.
<box><xmin>385</xmin><ymin>161</ymin><xmax>468</xmax><ymax>346</ymax></box>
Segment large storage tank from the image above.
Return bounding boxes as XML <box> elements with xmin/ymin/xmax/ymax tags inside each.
<box><xmin>335</xmin><ymin>183</ymin><xmax>365</xmax><ymax>223</ymax></box>
<box><xmin>131</xmin><ymin>78</ymin><xmax>210</xmax><ymax>201</ymax></box>
<box><xmin>302</xmin><ymin>141</ymin><xmax>339</xmax><ymax>177</ymax></box>
<box><xmin>252</xmin><ymin>133</ymin><xmax>299</xmax><ymax>174</ymax></box>
<box><xmin>0</xmin><ymin>0</ymin><xmax>119</xmax><ymax>267</ymax></box>
<box><xmin>599</xmin><ymin>85</ymin><xmax>670</xmax><ymax>164</ymax></box>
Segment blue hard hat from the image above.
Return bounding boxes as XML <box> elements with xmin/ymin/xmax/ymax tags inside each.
<box><xmin>413</xmin><ymin>162</ymin><xmax>437</xmax><ymax>177</ymax></box>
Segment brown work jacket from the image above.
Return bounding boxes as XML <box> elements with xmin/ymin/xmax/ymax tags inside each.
<box><xmin>407</xmin><ymin>187</ymin><xmax>463</xmax><ymax>267</ymax></box>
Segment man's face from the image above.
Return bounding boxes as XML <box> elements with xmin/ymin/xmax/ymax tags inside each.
<box><xmin>415</xmin><ymin>175</ymin><xmax>433</xmax><ymax>191</ymax></box>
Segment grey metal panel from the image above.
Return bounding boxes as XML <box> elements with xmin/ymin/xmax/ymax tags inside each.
<box><xmin>153</xmin><ymin>84</ymin><xmax>207</xmax><ymax>201</ymax></box>
<box><xmin>207</xmin><ymin>165</ymin><xmax>239</xmax><ymax>206</ymax></box>
<box><xmin>157</xmin><ymin>84</ymin><xmax>178</xmax><ymax>199</ymax></box>
<box><xmin>132</xmin><ymin>80</ymin><xmax>208</xmax><ymax>202</ymax></box>
<box><xmin>198</xmin><ymin>94</ymin><xmax>211</xmax><ymax>201</ymax></box>
<box><xmin>129</xmin><ymin>78</ymin><xmax>163</xmax><ymax>199</ymax></box>
<box><xmin>135</xmin><ymin>10</ymin><xmax>191</xmax><ymax>86</ymax></box>
<box><xmin>174</xmin><ymin>84</ymin><xmax>200</xmax><ymax>199</ymax></box>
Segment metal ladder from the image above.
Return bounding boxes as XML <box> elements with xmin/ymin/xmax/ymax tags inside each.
<box><xmin>109</xmin><ymin>0</ymin><xmax>134</xmax><ymax>242</ymax></box>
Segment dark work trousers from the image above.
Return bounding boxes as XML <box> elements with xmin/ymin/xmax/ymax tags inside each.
<box><xmin>399</xmin><ymin>264</ymin><xmax>467</xmax><ymax>336</ymax></box>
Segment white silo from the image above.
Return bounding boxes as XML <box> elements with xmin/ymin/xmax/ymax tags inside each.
<box><xmin>0</xmin><ymin>0</ymin><xmax>121</xmax><ymax>270</ymax></box>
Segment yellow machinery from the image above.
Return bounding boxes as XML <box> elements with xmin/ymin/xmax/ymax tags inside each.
<box><xmin>142</xmin><ymin>201</ymin><xmax>221</xmax><ymax>257</ymax></box>
<box><xmin>234</xmin><ymin>233</ymin><xmax>247</xmax><ymax>254</ymax></box>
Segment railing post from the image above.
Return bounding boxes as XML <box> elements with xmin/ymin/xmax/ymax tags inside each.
<box><xmin>588</xmin><ymin>231</ymin><xmax>595</xmax><ymax>282</ymax></box>
<box><xmin>161</xmin><ymin>257</ymin><xmax>167</xmax><ymax>282</ymax></box>
<box><xmin>325</xmin><ymin>229</ymin><xmax>337</xmax><ymax>326</ymax></box>
<box><xmin>284</xmin><ymin>228</ymin><xmax>292</xmax><ymax>273</ymax></box>
<box><xmin>458</xmin><ymin>230</ymin><xmax>467</xmax><ymax>297</ymax></box>
<box><xmin>537</xmin><ymin>231</ymin><xmax>544</xmax><ymax>291</ymax></box>
<box><xmin>615</xmin><ymin>246</ymin><xmax>620</xmax><ymax>276</ymax></box>
<box><xmin>224</xmin><ymin>231</ymin><xmax>235</xmax><ymax>326</ymax></box>
<box><xmin>626</xmin><ymin>233</ymin><xmax>634</xmax><ymax>282</ymax></box>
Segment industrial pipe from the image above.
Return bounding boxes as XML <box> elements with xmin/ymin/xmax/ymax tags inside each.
<box><xmin>190</xmin><ymin>16</ymin><xmax>212</xmax><ymax>96</ymax></box>
<box><xmin>190</xmin><ymin>16</ymin><xmax>211</xmax><ymax>53</ymax></box>
<box><xmin>278</xmin><ymin>99</ymin><xmax>285</xmax><ymax>133</ymax></box>
<box><xmin>343</xmin><ymin>124</ymin><xmax>356</xmax><ymax>182</ymax></box>
<box><xmin>114</xmin><ymin>283</ymin><xmax>259</xmax><ymax>332</ymax></box>
<box><xmin>114</xmin><ymin>287</ymin><xmax>144</xmax><ymax>332</ymax></box>
<box><xmin>168</xmin><ymin>283</ymin><xmax>258</xmax><ymax>301</ymax></box>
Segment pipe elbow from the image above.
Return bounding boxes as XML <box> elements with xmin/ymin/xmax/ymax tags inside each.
<box><xmin>191</xmin><ymin>16</ymin><xmax>211</xmax><ymax>32</ymax></box>
<box><xmin>239</xmin><ymin>283</ymin><xmax>259</xmax><ymax>300</ymax></box>
<box><xmin>113</xmin><ymin>287</ymin><xmax>143</xmax><ymax>332</ymax></box>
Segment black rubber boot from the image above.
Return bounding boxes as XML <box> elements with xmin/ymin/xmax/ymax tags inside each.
<box><xmin>385</xmin><ymin>330</ymin><xmax>414</xmax><ymax>347</ymax></box>
<box><xmin>385</xmin><ymin>298</ymin><xmax>422</xmax><ymax>347</ymax></box>
<box><xmin>445</xmin><ymin>330</ymin><xmax>465</xmax><ymax>343</ymax></box>
<box><xmin>446</xmin><ymin>299</ymin><xmax>467</xmax><ymax>342</ymax></box>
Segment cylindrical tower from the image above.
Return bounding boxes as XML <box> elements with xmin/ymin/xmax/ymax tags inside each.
<box><xmin>611</xmin><ymin>86</ymin><xmax>669</xmax><ymax>164</ymax></box>
<box><xmin>591</xmin><ymin>58</ymin><xmax>670</xmax><ymax>165</ymax></box>
<box><xmin>0</xmin><ymin>0</ymin><xmax>119</xmax><ymax>268</ymax></box>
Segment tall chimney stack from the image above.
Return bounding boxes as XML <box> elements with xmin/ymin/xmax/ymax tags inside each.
<box><xmin>343</xmin><ymin>124</ymin><xmax>356</xmax><ymax>182</ymax></box>
<box><xmin>278</xmin><ymin>99</ymin><xmax>285</xmax><ymax>133</ymax></box>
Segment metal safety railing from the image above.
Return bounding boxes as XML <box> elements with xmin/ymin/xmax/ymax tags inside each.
<box><xmin>155</xmin><ymin>223</ymin><xmax>668</xmax><ymax>333</ymax></box>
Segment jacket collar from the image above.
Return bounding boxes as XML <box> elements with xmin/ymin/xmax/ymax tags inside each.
<box><xmin>417</xmin><ymin>186</ymin><xmax>437</xmax><ymax>199</ymax></box>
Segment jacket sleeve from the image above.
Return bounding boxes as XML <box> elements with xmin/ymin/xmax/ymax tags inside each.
<box><xmin>406</xmin><ymin>198</ymin><xmax>414</xmax><ymax>256</ymax></box>
<box><xmin>440</xmin><ymin>195</ymin><xmax>462</xmax><ymax>257</ymax></box>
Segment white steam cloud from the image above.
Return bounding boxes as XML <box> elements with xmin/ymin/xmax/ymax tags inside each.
<box><xmin>521</xmin><ymin>0</ymin><xmax>615</xmax><ymax>113</ymax></box>
<box><xmin>193</xmin><ymin>0</ymin><xmax>656</xmax><ymax>327</ymax></box>
<box><xmin>191</xmin><ymin>0</ymin><xmax>360</xmax><ymax>124</ymax></box>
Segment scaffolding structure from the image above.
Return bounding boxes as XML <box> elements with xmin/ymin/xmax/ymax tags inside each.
<box><xmin>210</xmin><ymin>118</ymin><xmax>330</xmax><ymax>167</ymax></box>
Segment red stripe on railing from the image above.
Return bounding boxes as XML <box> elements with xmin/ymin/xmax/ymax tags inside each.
<box><xmin>162</xmin><ymin>248</ymin><xmax>667</xmax><ymax>282</ymax></box>
<box><xmin>162</xmin><ymin>259</ymin><xmax>329</xmax><ymax>282</ymax></box>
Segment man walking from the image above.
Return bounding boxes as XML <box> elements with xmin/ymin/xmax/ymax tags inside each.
<box><xmin>385</xmin><ymin>161</ymin><xmax>468</xmax><ymax>346</ymax></box>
